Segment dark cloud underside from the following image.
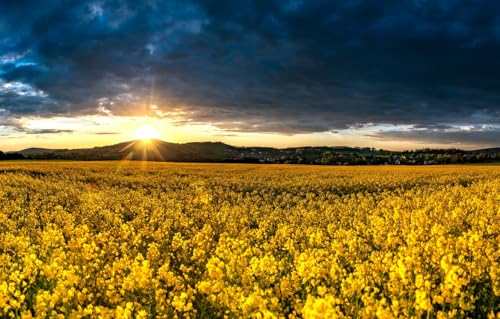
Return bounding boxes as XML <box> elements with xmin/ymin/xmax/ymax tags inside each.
<box><xmin>0</xmin><ymin>0</ymin><xmax>499</xmax><ymax>143</ymax></box>
<box><xmin>368</xmin><ymin>127</ymin><xmax>500</xmax><ymax>147</ymax></box>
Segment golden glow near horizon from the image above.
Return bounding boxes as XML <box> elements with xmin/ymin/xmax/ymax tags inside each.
<box><xmin>0</xmin><ymin>115</ymin><xmax>491</xmax><ymax>152</ymax></box>
<box><xmin>134</xmin><ymin>124</ymin><xmax>160</xmax><ymax>140</ymax></box>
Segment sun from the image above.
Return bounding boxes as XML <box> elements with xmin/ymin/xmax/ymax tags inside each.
<box><xmin>134</xmin><ymin>124</ymin><xmax>160</xmax><ymax>140</ymax></box>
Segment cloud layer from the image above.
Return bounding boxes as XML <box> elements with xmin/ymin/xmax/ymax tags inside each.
<box><xmin>1</xmin><ymin>0</ymin><xmax>499</xmax><ymax>145</ymax></box>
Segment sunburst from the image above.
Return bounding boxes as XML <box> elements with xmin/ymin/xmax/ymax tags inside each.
<box><xmin>134</xmin><ymin>124</ymin><xmax>160</xmax><ymax>140</ymax></box>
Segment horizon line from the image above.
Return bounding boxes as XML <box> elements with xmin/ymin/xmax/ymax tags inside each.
<box><xmin>3</xmin><ymin>138</ymin><xmax>499</xmax><ymax>154</ymax></box>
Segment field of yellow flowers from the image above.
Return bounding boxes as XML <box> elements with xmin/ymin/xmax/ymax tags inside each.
<box><xmin>0</xmin><ymin>161</ymin><xmax>498</xmax><ymax>318</ymax></box>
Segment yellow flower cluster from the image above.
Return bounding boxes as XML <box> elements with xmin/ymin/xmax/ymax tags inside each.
<box><xmin>0</xmin><ymin>162</ymin><xmax>498</xmax><ymax>318</ymax></box>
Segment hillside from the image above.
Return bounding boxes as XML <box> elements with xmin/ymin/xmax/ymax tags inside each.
<box><xmin>17</xmin><ymin>140</ymin><xmax>236</xmax><ymax>162</ymax></box>
<box><xmin>1</xmin><ymin>140</ymin><xmax>498</xmax><ymax>164</ymax></box>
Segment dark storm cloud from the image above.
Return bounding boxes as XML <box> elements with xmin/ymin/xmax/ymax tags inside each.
<box><xmin>0</xmin><ymin>0</ymin><xmax>499</xmax><ymax>141</ymax></box>
<box><xmin>368</xmin><ymin>126</ymin><xmax>500</xmax><ymax>147</ymax></box>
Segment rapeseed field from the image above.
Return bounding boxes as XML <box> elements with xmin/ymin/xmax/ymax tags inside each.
<box><xmin>0</xmin><ymin>162</ymin><xmax>498</xmax><ymax>318</ymax></box>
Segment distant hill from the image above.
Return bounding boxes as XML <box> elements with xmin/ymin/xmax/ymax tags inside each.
<box><xmin>19</xmin><ymin>148</ymin><xmax>66</xmax><ymax>155</ymax></box>
<box><xmin>1</xmin><ymin>139</ymin><xmax>498</xmax><ymax>165</ymax></box>
<box><xmin>17</xmin><ymin>140</ymin><xmax>238</xmax><ymax>162</ymax></box>
<box><xmin>470</xmin><ymin>147</ymin><xmax>500</xmax><ymax>154</ymax></box>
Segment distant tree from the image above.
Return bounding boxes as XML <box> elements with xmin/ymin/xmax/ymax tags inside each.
<box><xmin>2</xmin><ymin>152</ymin><xmax>25</xmax><ymax>160</ymax></box>
<box><xmin>321</xmin><ymin>152</ymin><xmax>333</xmax><ymax>164</ymax></box>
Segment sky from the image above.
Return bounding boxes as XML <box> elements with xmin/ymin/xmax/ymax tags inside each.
<box><xmin>1</xmin><ymin>0</ymin><xmax>499</xmax><ymax>151</ymax></box>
